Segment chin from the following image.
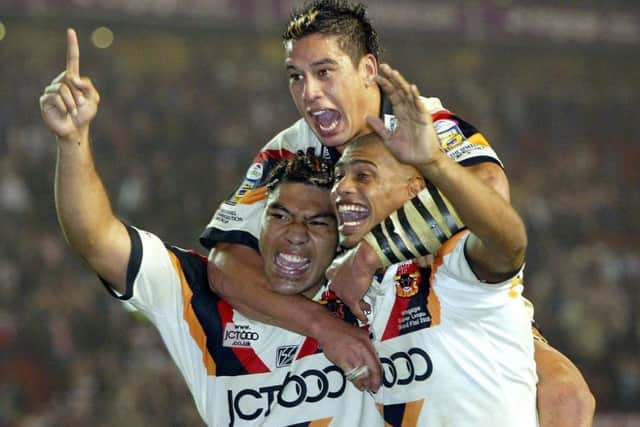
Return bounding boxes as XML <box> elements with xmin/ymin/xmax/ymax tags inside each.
<box><xmin>339</xmin><ymin>234</ymin><xmax>360</xmax><ymax>249</ymax></box>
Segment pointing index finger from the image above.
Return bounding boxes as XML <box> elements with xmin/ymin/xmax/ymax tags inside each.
<box><xmin>66</xmin><ymin>28</ymin><xmax>80</xmax><ymax>76</ymax></box>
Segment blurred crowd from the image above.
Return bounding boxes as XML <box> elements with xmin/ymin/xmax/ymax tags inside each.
<box><xmin>1</xmin><ymin>18</ymin><xmax>638</xmax><ymax>426</ymax></box>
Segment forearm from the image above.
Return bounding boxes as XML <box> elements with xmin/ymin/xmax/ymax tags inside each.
<box><xmin>418</xmin><ymin>153</ymin><xmax>526</xmax><ymax>272</ymax></box>
<box><xmin>209</xmin><ymin>243</ymin><xmax>340</xmax><ymax>339</ymax></box>
<box><xmin>55</xmin><ymin>130</ymin><xmax>128</xmax><ymax>286</ymax></box>
<box><xmin>535</xmin><ymin>340</ymin><xmax>595</xmax><ymax>427</ymax></box>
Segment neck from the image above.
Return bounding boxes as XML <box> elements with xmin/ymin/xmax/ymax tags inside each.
<box><xmin>302</xmin><ymin>282</ymin><xmax>325</xmax><ymax>300</ymax></box>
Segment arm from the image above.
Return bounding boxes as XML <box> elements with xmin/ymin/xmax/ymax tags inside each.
<box><xmin>209</xmin><ymin>243</ymin><xmax>382</xmax><ymax>390</ymax></box>
<box><xmin>326</xmin><ymin>158</ymin><xmax>517</xmax><ymax>319</ymax></box>
<box><xmin>40</xmin><ymin>29</ymin><xmax>130</xmax><ymax>291</ymax></box>
<box><xmin>372</xmin><ymin>63</ymin><xmax>525</xmax><ymax>278</ymax></box>
<box><xmin>535</xmin><ymin>340</ymin><xmax>595</xmax><ymax>427</ymax></box>
<box><xmin>328</xmin><ymin>65</ymin><xmax>524</xmax><ymax>316</ymax></box>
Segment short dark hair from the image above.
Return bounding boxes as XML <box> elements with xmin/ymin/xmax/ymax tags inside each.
<box><xmin>265</xmin><ymin>148</ymin><xmax>335</xmax><ymax>192</ymax></box>
<box><xmin>283</xmin><ymin>0</ymin><xmax>381</xmax><ymax>65</ymax></box>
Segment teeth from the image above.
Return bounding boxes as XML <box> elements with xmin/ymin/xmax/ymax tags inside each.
<box><xmin>318</xmin><ymin>120</ymin><xmax>338</xmax><ymax>132</ymax></box>
<box><xmin>338</xmin><ymin>204</ymin><xmax>367</xmax><ymax>213</ymax></box>
<box><xmin>280</xmin><ymin>253</ymin><xmax>307</xmax><ymax>263</ymax></box>
<box><xmin>310</xmin><ymin>109</ymin><xmax>339</xmax><ymax>132</ymax></box>
<box><xmin>342</xmin><ymin>220</ymin><xmax>362</xmax><ymax>227</ymax></box>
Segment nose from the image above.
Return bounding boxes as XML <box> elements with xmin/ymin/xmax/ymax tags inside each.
<box><xmin>303</xmin><ymin>76</ymin><xmax>322</xmax><ymax>103</ymax></box>
<box><xmin>286</xmin><ymin>221</ymin><xmax>310</xmax><ymax>245</ymax></box>
<box><xmin>333</xmin><ymin>175</ymin><xmax>355</xmax><ymax>198</ymax></box>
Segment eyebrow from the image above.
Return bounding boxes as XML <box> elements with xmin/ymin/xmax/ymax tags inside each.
<box><xmin>285</xmin><ymin>58</ymin><xmax>339</xmax><ymax>71</ymax></box>
<box><xmin>268</xmin><ymin>202</ymin><xmax>336</xmax><ymax>221</ymax></box>
<box><xmin>335</xmin><ymin>158</ymin><xmax>378</xmax><ymax>170</ymax></box>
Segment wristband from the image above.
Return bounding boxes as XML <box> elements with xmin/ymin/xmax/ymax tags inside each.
<box><xmin>363</xmin><ymin>183</ymin><xmax>464</xmax><ymax>267</ymax></box>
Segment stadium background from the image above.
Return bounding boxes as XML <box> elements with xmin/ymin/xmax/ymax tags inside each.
<box><xmin>1</xmin><ymin>0</ymin><xmax>638</xmax><ymax>425</ymax></box>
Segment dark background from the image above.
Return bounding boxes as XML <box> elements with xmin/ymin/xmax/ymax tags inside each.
<box><xmin>1</xmin><ymin>1</ymin><xmax>638</xmax><ymax>425</ymax></box>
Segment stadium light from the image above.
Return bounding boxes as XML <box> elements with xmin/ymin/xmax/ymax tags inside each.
<box><xmin>91</xmin><ymin>26</ymin><xmax>114</xmax><ymax>49</ymax></box>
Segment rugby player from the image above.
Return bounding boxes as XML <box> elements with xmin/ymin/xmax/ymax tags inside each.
<box><xmin>40</xmin><ymin>45</ymin><xmax>382</xmax><ymax>423</ymax></box>
<box><xmin>328</xmin><ymin>63</ymin><xmax>536</xmax><ymax>422</ymax></box>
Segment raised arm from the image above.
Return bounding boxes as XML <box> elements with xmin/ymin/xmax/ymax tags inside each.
<box><xmin>39</xmin><ymin>29</ymin><xmax>130</xmax><ymax>291</ymax></box>
<box><xmin>370</xmin><ymin>64</ymin><xmax>525</xmax><ymax>279</ymax></box>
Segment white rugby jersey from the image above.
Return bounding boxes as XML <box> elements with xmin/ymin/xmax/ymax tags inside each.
<box><xmin>200</xmin><ymin>96</ymin><xmax>502</xmax><ymax>251</ymax></box>
<box><xmin>367</xmin><ymin>231</ymin><xmax>538</xmax><ymax>427</ymax></box>
<box><xmin>106</xmin><ymin>226</ymin><xmax>383</xmax><ymax>427</ymax></box>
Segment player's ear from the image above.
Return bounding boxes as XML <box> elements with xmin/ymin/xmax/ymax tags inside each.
<box><xmin>360</xmin><ymin>53</ymin><xmax>378</xmax><ymax>88</ymax></box>
<box><xmin>407</xmin><ymin>176</ymin><xmax>426</xmax><ymax>198</ymax></box>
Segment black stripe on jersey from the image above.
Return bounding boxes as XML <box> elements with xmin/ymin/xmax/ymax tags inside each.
<box><xmin>100</xmin><ymin>223</ymin><xmax>141</xmax><ymax>301</ymax></box>
<box><xmin>425</xmin><ymin>182</ymin><xmax>458</xmax><ymax>234</ymax></box>
<box><xmin>381</xmin><ymin>402</ymin><xmax>407</xmax><ymax>427</ymax></box>
<box><xmin>325</xmin><ymin>146</ymin><xmax>341</xmax><ymax>166</ymax></box>
<box><xmin>410</xmin><ymin>197</ymin><xmax>447</xmax><ymax>244</ymax></box>
<box><xmin>384</xmin><ymin>217</ymin><xmax>416</xmax><ymax>260</ymax></box>
<box><xmin>371</xmin><ymin>223</ymin><xmax>401</xmax><ymax>264</ymax></box>
<box><xmin>397</xmin><ymin>207</ymin><xmax>429</xmax><ymax>256</ymax></box>
<box><xmin>166</xmin><ymin>246</ymin><xmax>250</xmax><ymax>376</ymax></box>
<box><xmin>450</xmin><ymin>114</ymin><xmax>479</xmax><ymax>138</ymax></box>
<box><xmin>199</xmin><ymin>228</ymin><xmax>259</xmax><ymax>252</ymax></box>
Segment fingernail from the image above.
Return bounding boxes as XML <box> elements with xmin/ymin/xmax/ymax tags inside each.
<box><xmin>77</xmin><ymin>95</ymin><xmax>86</xmax><ymax>106</ymax></box>
<box><xmin>72</xmin><ymin>108</ymin><xmax>78</xmax><ymax>116</ymax></box>
<box><xmin>73</xmin><ymin>77</ymin><xmax>82</xmax><ymax>85</ymax></box>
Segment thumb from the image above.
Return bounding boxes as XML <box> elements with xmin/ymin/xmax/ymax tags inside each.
<box><xmin>351</xmin><ymin>302</ymin><xmax>368</xmax><ymax>323</ymax></box>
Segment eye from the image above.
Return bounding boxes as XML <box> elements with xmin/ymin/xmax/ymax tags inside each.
<box><xmin>307</xmin><ymin>217</ymin><xmax>335</xmax><ymax>229</ymax></box>
<box><xmin>288</xmin><ymin>72</ymin><xmax>303</xmax><ymax>82</ymax></box>
<box><xmin>318</xmin><ymin>68</ymin><xmax>330</xmax><ymax>78</ymax></box>
<box><xmin>356</xmin><ymin>172</ymin><xmax>371</xmax><ymax>182</ymax></box>
<box><xmin>268</xmin><ymin>210</ymin><xmax>289</xmax><ymax>222</ymax></box>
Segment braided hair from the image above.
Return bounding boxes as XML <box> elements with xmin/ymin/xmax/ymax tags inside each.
<box><xmin>265</xmin><ymin>148</ymin><xmax>335</xmax><ymax>192</ymax></box>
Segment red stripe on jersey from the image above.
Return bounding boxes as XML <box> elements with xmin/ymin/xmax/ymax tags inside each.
<box><xmin>431</xmin><ymin>110</ymin><xmax>453</xmax><ymax>122</ymax></box>
<box><xmin>297</xmin><ymin>337</ymin><xmax>321</xmax><ymax>360</ymax></box>
<box><xmin>254</xmin><ymin>148</ymin><xmax>297</xmax><ymax>164</ymax></box>
<box><xmin>381</xmin><ymin>296</ymin><xmax>411</xmax><ymax>341</ymax></box>
<box><xmin>217</xmin><ymin>301</ymin><xmax>271</xmax><ymax>374</ymax></box>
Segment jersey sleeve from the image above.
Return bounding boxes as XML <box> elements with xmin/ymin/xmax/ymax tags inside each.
<box><xmin>421</xmin><ymin>97</ymin><xmax>503</xmax><ymax>168</ymax></box>
<box><xmin>101</xmin><ymin>225</ymin><xmax>206</xmax><ymax>323</ymax></box>
<box><xmin>199</xmin><ymin>119</ymin><xmax>326</xmax><ymax>250</ymax></box>
<box><xmin>433</xmin><ymin>231</ymin><xmax>525</xmax><ymax>311</ymax></box>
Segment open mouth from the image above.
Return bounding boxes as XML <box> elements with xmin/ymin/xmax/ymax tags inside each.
<box><xmin>274</xmin><ymin>252</ymin><xmax>311</xmax><ymax>277</ymax></box>
<box><xmin>337</xmin><ymin>203</ymin><xmax>370</xmax><ymax>229</ymax></box>
<box><xmin>310</xmin><ymin>109</ymin><xmax>341</xmax><ymax>134</ymax></box>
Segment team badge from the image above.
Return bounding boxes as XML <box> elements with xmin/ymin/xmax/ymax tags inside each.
<box><xmin>434</xmin><ymin>119</ymin><xmax>464</xmax><ymax>152</ymax></box>
<box><xmin>228</xmin><ymin>162</ymin><xmax>267</xmax><ymax>206</ymax></box>
<box><xmin>394</xmin><ymin>262</ymin><xmax>421</xmax><ymax>298</ymax></box>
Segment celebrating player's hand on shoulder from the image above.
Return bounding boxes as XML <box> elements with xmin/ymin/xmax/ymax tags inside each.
<box><xmin>366</xmin><ymin>63</ymin><xmax>443</xmax><ymax>167</ymax></box>
<box><xmin>39</xmin><ymin>29</ymin><xmax>100</xmax><ymax>141</ymax></box>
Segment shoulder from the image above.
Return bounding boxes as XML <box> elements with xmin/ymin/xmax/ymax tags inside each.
<box><xmin>420</xmin><ymin>96</ymin><xmax>449</xmax><ymax>115</ymax></box>
<box><xmin>263</xmin><ymin>118</ymin><xmax>323</xmax><ymax>152</ymax></box>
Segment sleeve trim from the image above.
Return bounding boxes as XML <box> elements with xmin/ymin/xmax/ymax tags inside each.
<box><xmin>199</xmin><ymin>228</ymin><xmax>260</xmax><ymax>253</ymax></box>
<box><xmin>100</xmin><ymin>223</ymin><xmax>142</xmax><ymax>301</ymax></box>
